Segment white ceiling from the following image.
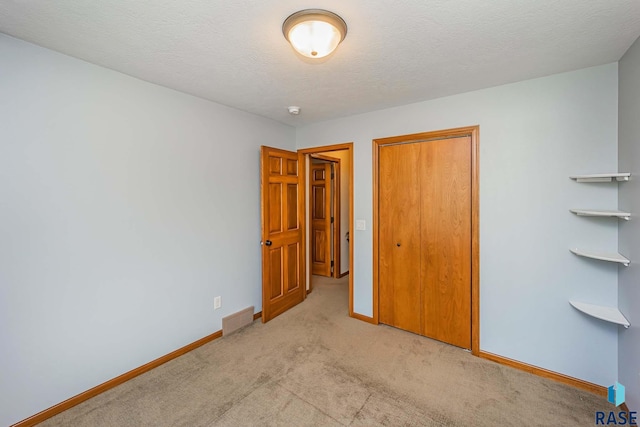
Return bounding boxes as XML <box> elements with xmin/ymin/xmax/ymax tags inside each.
<box><xmin>1</xmin><ymin>1</ymin><xmax>639</xmax><ymax>127</ymax></box>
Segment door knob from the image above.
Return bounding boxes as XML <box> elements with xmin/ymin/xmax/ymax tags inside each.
<box><xmin>265</xmin><ymin>240</ymin><xmax>273</xmax><ymax>246</ymax></box>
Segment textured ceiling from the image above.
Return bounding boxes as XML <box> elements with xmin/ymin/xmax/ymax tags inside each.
<box><xmin>1</xmin><ymin>1</ymin><xmax>639</xmax><ymax>126</ymax></box>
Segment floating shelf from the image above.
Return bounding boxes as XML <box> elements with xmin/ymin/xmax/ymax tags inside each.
<box><xmin>570</xmin><ymin>209</ymin><xmax>631</xmax><ymax>220</ymax></box>
<box><xmin>570</xmin><ymin>248</ymin><xmax>630</xmax><ymax>266</ymax></box>
<box><xmin>569</xmin><ymin>173</ymin><xmax>630</xmax><ymax>183</ymax></box>
<box><xmin>569</xmin><ymin>301</ymin><xmax>630</xmax><ymax>328</ymax></box>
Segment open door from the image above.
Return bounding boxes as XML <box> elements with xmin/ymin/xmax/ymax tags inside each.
<box><xmin>260</xmin><ymin>146</ymin><xmax>306</xmax><ymax>322</ymax></box>
<box><xmin>310</xmin><ymin>162</ymin><xmax>332</xmax><ymax>277</ymax></box>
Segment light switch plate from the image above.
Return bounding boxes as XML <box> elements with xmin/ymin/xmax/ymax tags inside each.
<box><xmin>356</xmin><ymin>219</ymin><xmax>366</xmax><ymax>231</ymax></box>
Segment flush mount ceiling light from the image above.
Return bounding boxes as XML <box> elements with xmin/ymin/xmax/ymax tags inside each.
<box><xmin>282</xmin><ymin>9</ymin><xmax>347</xmax><ymax>59</ymax></box>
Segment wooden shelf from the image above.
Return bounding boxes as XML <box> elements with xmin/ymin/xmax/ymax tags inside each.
<box><xmin>569</xmin><ymin>301</ymin><xmax>630</xmax><ymax>328</ymax></box>
<box><xmin>569</xmin><ymin>173</ymin><xmax>630</xmax><ymax>183</ymax></box>
<box><xmin>570</xmin><ymin>248</ymin><xmax>630</xmax><ymax>266</ymax></box>
<box><xmin>570</xmin><ymin>209</ymin><xmax>631</xmax><ymax>220</ymax></box>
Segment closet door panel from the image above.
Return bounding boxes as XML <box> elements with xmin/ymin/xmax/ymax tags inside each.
<box><xmin>420</xmin><ymin>137</ymin><xmax>472</xmax><ymax>349</ymax></box>
<box><xmin>379</xmin><ymin>143</ymin><xmax>422</xmax><ymax>334</ymax></box>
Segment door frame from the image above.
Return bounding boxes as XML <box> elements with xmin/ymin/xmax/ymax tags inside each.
<box><xmin>372</xmin><ymin>126</ymin><xmax>480</xmax><ymax>355</ymax></box>
<box><xmin>299</xmin><ymin>143</ymin><xmax>355</xmax><ymax>318</ymax></box>
<box><xmin>310</xmin><ymin>154</ymin><xmax>342</xmax><ymax>279</ymax></box>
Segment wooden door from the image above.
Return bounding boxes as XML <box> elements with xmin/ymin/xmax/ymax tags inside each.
<box><xmin>378</xmin><ymin>143</ymin><xmax>422</xmax><ymax>334</ymax></box>
<box><xmin>260</xmin><ymin>146</ymin><xmax>305</xmax><ymax>322</ymax></box>
<box><xmin>310</xmin><ymin>163</ymin><xmax>332</xmax><ymax>277</ymax></box>
<box><xmin>421</xmin><ymin>137</ymin><xmax>471</xmax><ymax>349</ymax></box>
<box><xmin>377</xmin><ymin>136</ymin><xmax>472</xmax><ymax>349</ymax></box>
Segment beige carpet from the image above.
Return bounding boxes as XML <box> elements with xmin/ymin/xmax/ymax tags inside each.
<box><xmin>41</xmin><ymin>275</ymin><xmax>609</xmax><ymax>426</ymax></box>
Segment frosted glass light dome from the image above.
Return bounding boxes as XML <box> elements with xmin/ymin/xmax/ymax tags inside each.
<box><xmin>283</xmin><ymin>10</ymin><xmax>347</xmax><ymax>59</ymax></box>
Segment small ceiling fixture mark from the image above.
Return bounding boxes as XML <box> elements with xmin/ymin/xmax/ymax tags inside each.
<box><xmin>288</xmin><ymin>106</ymin><xmax>301</xmax><ymax>115</ymax></box>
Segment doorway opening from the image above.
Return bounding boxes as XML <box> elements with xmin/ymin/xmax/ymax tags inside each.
<box><xmin>309</xmin><ymin>154</ymin><xmax>343</xmax><ymax>279</ymax></box>
<box><xmin>299</xmin><ymin>143</ymin><xmax>354</xmax><ymax>317</ymax></box>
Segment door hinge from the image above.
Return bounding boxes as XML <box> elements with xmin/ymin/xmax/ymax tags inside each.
<box><xmin>331</xmin><ymin>216</ymin><xmax>334</xmax><ymax>223</ymax></box>
<box><xmin>331</xmin><ymin>172</ymin><xmax>335</xmax><ymax>179</ymax></box>
<box><xmin>331</xmin><ymin>260</ymin><xmax>334</xmax><ymax>267</ymax></box>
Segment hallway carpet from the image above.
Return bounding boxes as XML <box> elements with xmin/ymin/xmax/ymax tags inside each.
<box><xmin>41</xmin><ymin>275</ymin><xmax>609</xmax><ymax>426</ymax></box>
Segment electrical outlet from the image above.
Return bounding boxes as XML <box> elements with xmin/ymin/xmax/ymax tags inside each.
<box><xmin>214</xmin><ymin>296</ymin><xmax>221</xmax><ymax>310</ymax></box>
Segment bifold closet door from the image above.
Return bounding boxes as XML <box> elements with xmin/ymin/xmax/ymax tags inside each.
<box><xmin>421</xmin><ymin>137</ymin><xmax>471</xmax><ymax>349</ymax></box>
<box><xmin>378</xmin><ymin>143</ymin><xmax>422</xmax><ymax>335</ymax></box>
<box><xmin>378</xmin><ymin>136</ymin><xmax>472</xmax><ymax>349</ymax></box>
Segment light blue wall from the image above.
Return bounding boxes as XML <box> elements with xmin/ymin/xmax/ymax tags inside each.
<box><xmin>0</xmin><ymin>34</ymin><xmax>295</xmax><ymax>426</ymax></box>
<box><xmin>618</xmin><ymin>35</ymin><xmax>640</xmax><ymax>413</ymax></box>
<box><xmin>296</xmin><ymin>64</ymin><xmax>619</xmax><ymax>387</ymax></box>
